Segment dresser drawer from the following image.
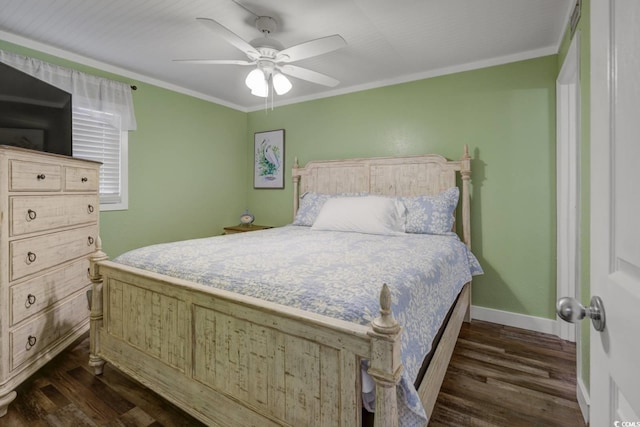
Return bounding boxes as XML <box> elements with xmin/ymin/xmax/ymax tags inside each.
<box><xmin>10</xmin><ymin>195</ymin><xmax>98</xmax><ymax>237</ymax></box>
<box><xmin>10</xmin><ymin>225</ymin><xmax>98</xmax><ymax>281</ymax></box>
<box><xmin>10</xmin><ymin>258</ymin><xmax>90</xmax><ymax>326</ymax></box>
<box><xmin>10</xmin><ymin>160</ymin><xmax>62</xmax><ymax>192</ymax></box>
<box><xmin>65</xmin><ymin>166</ymin><xmax>99</xmax><ymax>191</ymax></box>
<box><xmin>10</xmin><ymin>290</ymin><xmax>90</xmax><ymax>371</ymax></box>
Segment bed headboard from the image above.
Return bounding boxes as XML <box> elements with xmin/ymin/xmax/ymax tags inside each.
<box><xmin>292</xmin><ymin>145</ymin><xmax>472</xmax><ymax>248</ymax></box>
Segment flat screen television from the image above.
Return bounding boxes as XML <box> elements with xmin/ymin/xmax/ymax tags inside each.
<box><xmin>0</xmin><ymin>61</ymin><xmax>72</xmax><ymax>156</ymax></box>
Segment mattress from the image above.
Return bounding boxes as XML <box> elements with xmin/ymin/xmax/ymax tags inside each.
<box><xmin>114</xmin><ymin>225</ymin><xmax>482</xmax><ymax>425</ymax></box>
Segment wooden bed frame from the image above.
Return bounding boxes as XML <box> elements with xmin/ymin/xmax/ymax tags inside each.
<box><xmin>88</xmin><ymin>146</ymin><xmax>472</xmax><ymax>426</ymax></box>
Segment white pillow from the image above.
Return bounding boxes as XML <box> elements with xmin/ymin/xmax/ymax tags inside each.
<box><xmin>311</xmin><ymin>196</ymin><xmax>407</xmax><ymax>235</ymax></box>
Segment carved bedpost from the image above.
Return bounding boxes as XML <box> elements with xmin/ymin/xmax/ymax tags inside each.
<box><xmin>461</xmin><ymin>145</ymin><xmax>473</xmax><ymax>322</ymax></box>
<box><xmin>292</xmin><ymin>156</ymin><xmax>300</xmax><ymax>218</ymax></box>
<box><xmin>367</xmin><ymin>284</ymin><xmax>402</xmax><ymax>427</ymax></box>
<box><xmin>88</xmin><ymin>236</ymin><xmax>108</xmax><ymax>375</ymax></box>
<box><xmin>460</xmin><ymin>145</ymin><xmax>471</xmax><ymax>250</ymax></box>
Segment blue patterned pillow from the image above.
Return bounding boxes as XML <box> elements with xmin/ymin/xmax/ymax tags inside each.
<box><xmin>402</xmin><ymin>187</ymin><xmax>459</xmax><ymax>234</ymax></box>
<box><xmin>293</xmin><ymin>192</ymin><xmax>367</xmax><ymax>226</ymax></box>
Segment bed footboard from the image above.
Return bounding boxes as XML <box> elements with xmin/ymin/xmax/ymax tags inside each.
<box><xmin>89</xmin><ymin>252</ymin><xmax>403</xmax><ymax>426</ymax></box>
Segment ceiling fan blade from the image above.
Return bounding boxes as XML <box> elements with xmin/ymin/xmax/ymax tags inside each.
<box><xmin>276</xmin><ymin>35</ymin><xmax>346</xmax><ymax>63</ymax></box>
<box><xmin>196</xmin><ymin>17</ymin><xmax>260</xmax><ymax>60</ymax></box>
<box><xmin>173</xmin><ymin>59</ymin><xmax>255</xmax><ymax>65</ymax></box>
<box><xmin>279</xmin><ymin>65</ymin><xmax>340</xmax><ymax>87</ymax></box>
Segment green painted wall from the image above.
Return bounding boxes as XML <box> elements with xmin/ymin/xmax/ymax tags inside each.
<box><xmin>247</xmin><ymin>56</ymin><xmax>559</xmax><ymax>320</ymax></box>
<box><xmin>1</xmin><ymin>38</ymin><xmax>564</xmax><ymax>325</ymax></box>
<box><xmin>0</xmin><ymin>40</ymin><xmax>248</xmax><ymax>258</ymax></box>
<box><xmin>557</xmin><ymin>0</ymin><xmax>591</xmax><ymax>391</ymax></box>
<box><xmin>104</xmin><ymin>83</ymin><xmax>248</xmax><ymax>256</ymax></box>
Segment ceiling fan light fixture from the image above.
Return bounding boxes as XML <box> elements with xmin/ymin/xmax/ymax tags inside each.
<box><xmin>245</xmin><ymin>68</ymin><xmax>266</xmax><ymax>91</ymax></box>
<box><xmin>272</xmin><ymin>72</ymin><xmax>292</xmax><ymax>95</ymax></box>
<box><xmin>251</xmin><ymin>83</ymin><xmax>269</xmax><ymax>97</ymax></box>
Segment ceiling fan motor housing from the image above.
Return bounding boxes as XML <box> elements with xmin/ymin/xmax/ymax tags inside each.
<box><xmin>251</xmin><ymin>40</ymin><xmax>284</xmax><ymax>53</ymax></box>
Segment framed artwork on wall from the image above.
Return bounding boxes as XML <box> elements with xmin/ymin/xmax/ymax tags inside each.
<box><xmin>254</xmin><ymin>129</ymin><xmax>285</xmax><ymax>189</ymax></box>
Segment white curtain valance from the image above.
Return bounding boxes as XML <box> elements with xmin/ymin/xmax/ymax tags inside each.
<box><xmin>0</xmin><ymin>49</ymin><xmax>137</xmax><ymax>131</ymax></box>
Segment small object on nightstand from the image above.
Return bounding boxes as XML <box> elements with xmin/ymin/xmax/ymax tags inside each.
<box><xmin>224</xmin><ymin>209</ymin><xmax>271</xmax><ymax>234</ymax></box>
<box><xmin>223</xmin><ymin>224</ymin><xmax>273</xmax><ymax>234</ymax></box>
<box><xmin>239</xmin><ymin>209</ymin><xmax>255</xmax><ymax>226</ymax></box>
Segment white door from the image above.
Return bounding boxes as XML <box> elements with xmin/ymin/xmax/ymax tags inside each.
<box><xmin>590</xmin><ymin>0</ymin><xmax>640</xmax><ymax>425</ymax></box>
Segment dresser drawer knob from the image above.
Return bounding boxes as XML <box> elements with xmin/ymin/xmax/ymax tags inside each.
<box><xmin>36</xmin><ymin>174</ymin><xmax>46</xmax><ymax>180</ymax></box>
<box><xmin>87</xmin><ymin>204</ymin><xmax>94</xmax><ymax>213</ymax></box>
<box><xmin>27</xmin><ymin>209</ymin><xmax>37</xmax><ymax>221</ymax></box>
<box><xmin>26</xmin><ymin>335</ymin><xmax>37</xmax><ymax>349</ymax></box>
<box><xmin>81</xmin><ymin>177</ymin><xmax>88</xmax><ymax>183</ymax></box>
<box><xmin>87</xmin><ymin>236</ymin><xmax>95</xmax><ymax>246</ymax></box>
<box><xmin>26</xmin><ymin>294</ymin><xmax>37</xmax><ymax>307</ymax></box>
<box><xmin>26</xmin><ymin>251</ymin><xmax>37</xmax><ymax>264</ymax></box>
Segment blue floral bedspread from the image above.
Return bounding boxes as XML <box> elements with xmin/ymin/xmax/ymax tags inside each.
<box><xmin>114</xmin><ymin>225</ymin><xmax>483</xmax><ymax>426</ymax></box>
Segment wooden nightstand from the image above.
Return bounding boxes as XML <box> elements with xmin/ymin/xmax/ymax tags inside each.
<box><xmin>223</xmin><ymin>224</ymin><xmax>273</xmax><ymax>234</ymax></box>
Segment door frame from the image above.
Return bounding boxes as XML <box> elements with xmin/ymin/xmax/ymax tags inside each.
<box><xmin>556</xmin><ymin>31</ymin><xmax>589</xmax><ymax>422</ymax></box>
<box><xmin>556</xmin><ymin>31</ymin><xmax>581</xmax><ymax>344</ymax></box>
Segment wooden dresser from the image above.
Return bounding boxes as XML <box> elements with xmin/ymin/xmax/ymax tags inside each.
<box><xmin>0</xmin><ymin>146</ymin><xmax>100</xmax><ymax>416</ymax></box>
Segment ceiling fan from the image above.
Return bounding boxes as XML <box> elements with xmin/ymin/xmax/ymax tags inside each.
<box><xmin>175</xmin><ymin>16</ymin><xmax>347</xmax><ymax>97</ymax></box>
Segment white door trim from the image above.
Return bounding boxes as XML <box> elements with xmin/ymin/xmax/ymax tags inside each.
<box><xmin>556</xmin><ymin>31</ymin><xmax>581</xmax><ymax>343</ymax></box>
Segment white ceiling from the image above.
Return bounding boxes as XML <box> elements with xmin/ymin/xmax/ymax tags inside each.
<box><xmin>0</xmin><ymin>0</ymin><xmax>574</xmax><ymax>112</ymax></box>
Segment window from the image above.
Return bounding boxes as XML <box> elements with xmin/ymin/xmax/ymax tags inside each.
<box><xmin>0</xmin><ymin>49</ymin><xmax>136</xmax><ymax>212</ymax></box>
<box><xmin>72</xmin><ymin>107</ymin><xmax>128</xmax><ymax>211</ymax></box>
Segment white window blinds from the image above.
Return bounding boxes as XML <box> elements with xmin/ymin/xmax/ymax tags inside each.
<box><xmin>72</xmin><ymin>107</ymin><xmax>127</xmax><ymax>207</ymax></box>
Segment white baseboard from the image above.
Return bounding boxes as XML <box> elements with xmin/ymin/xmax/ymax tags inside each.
<box><xmin>577</xmin><ymin>377</ymin><xmax>590</xmax><ymax>424</ymax></box>
<box><xmin>471</xmin><ymin>305</ymin><xmax>558</xmax><ymax>336</ymax></box>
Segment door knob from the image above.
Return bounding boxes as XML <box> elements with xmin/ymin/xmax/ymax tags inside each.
<box><xmin>556</xmin><ymin>296</ymin><xmax>606</xmax><ymax>332</ymax></box>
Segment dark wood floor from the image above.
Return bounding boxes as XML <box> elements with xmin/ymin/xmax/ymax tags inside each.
<box><xmin>3</xmin><ymin>320</ymin><xmax>587</xmax><ymax>426</ymax></box>
<box><xmin>430</xmin><ymin>321</ymin><xmax>586</xmax><ymax>426</ymax></box>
